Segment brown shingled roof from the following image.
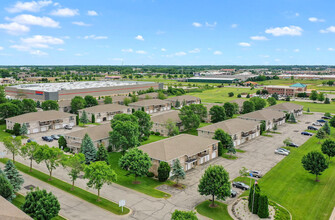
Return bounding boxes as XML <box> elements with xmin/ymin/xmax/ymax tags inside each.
<box><xmin>138</xmin><ymin>134</ymin><xmax>219</xmax><ymax>162</ymax></box>
<box><xmin>151</xmin><ymin>110</ymin><xmax>181</xmax><ymax>124</ymax></box>
<box><xmin>58</xmin><ymin>100</ymin><xmax>71</xmax><ymax>107</ymax></box>
<box><xmin>78</xmin><ymin>104</ymin><xmax>130</xmax><ymax>114</ymax></box>
<box><xmin>229</xmin><ymin>99</ymin><xmax>246</xmax><ymax>108</ymax></box>
<box><xmin>129</xmin><ymin>99</ymin><xmax>170</xmax><ymax>107</ymax></box>
<box><xmin>266</xmin><ymin>102</ymin><xmax>303</xmax><ymax>112</ymax></box>
<box><xmin>238</xmin><ymin>109</ymin><xmax>285</xmax><ymax>121</ymax></box>
<box><xmin>64</xmin><ymin>123</ymin><xmax>112</xmax><ymax>141</ymax></box>
<box><xmin>6</xmin><ymin>110</ymin><xmax>75</xmax><ymax>123</ymax></box>
<box><xmin>165</xmin><ymin>95</ymin><xmax>200</xmax><ymax>102</ymax></box>
<box><xmin>138</xmin><ymin>92</ymin><xmax>159</xmax><ymax>99</ymax></box>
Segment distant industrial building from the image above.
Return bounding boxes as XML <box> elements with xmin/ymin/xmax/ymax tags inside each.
<box><xmin>5</xmin><ymin>81</ymin><xmax>162</xmax><ymax>101</ymax></box>
<box><xmin>187</xmin><ymin>77</ymin><xmax>239</xmax><ymax>84</ymax></box>
<box><xmin>279</xmin><ymin>74</ymin><xmax>335</xmax><ymax>80</ymax></box>
<box><xmin>264</xmin><ymin>83</ymin><xmax>307</xmax><ymax>96</ymax></box>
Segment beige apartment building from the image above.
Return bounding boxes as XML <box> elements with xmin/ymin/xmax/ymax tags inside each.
<box><xmin>151</xmin><ymin>110</ymin><xmax>183</xmax><ymax>136</ymax></box>
<box><xmin>78</xmin><ymin>104</ymin><xmax>131</xmax><ymax>123</ymax></box>
<box><xmin>138</xmin><ymin>92</ymin><xmax>159</xmax><ymax>100</ymax></box>
<box><xmin>6</xmin><ymin>110</ymin><xmax>76</xmax><ymax>134</ymax></box>
<box><xmin>238</xmin><ymin>109</ymin><xmax>286</xmax><ymax>130</ymax></box>
<box><xmin>266</xmin><ymin>102</ymin><xmax>303</xmax><ymax>117</ymax></box>
<box><xmin>197</xmin><ymin>118</ymin><xmax>260</xmax><ymax>146</ymax></box>
<box><xmin>58</xmin><ymin>100</ymin><xmax>71</xmax><ymax>112</ymax></box>
<box><xmin>166</xmin><ymin>95</ymin><xmax>201</xmax><ymax>108</ymax></box>
<box><xmin>128</xmin><ymin>99</ymin><xmax>171</xmax><ymax>114</ymax></box>
<box><xmin>139</xmin><ymin>134</ymin><xmax>219</xmax><ymax>176</ymax></box>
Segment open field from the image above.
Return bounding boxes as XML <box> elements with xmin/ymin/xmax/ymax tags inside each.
<box><xmin>277</xmin><ymin>100</ymin><xmax>335</xmax><ymax>114</ymax></box>
<box><xmin>188</xmin><ymin>87</ymin><xmax>252</xmax><ymax>103</ymax></box>
<box><xmin>107</xmin><ymin>152</ymin><xmax>171</xmax><ymax>198</ymax></box>
<box><xmin>195</xmin><ymin>201</ymin><xmax>233</xmax><ymax>220</ymax></box>
<box><xmin>258</xmin><ymin>79</ymin><xmax>335</xmax><ymax>91</ymax></box>
<box><xmin>257</xmin><ymin>127</ymin><xmax>335</xmax><ymax>220</ymax></box>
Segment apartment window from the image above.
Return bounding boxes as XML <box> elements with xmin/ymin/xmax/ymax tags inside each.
<box><xmin>212</xmin><ymin>144</ymin><xmax>217</xmax><ymax>150</ymax></box>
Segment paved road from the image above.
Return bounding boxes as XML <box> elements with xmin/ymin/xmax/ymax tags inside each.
<box><xmin>0</xmin><ymin>112</ymin><xmax>322</xmax><ymax>220</ymax></box>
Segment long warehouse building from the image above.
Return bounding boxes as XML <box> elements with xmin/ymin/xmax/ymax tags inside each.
<box><xmin>5</xmin><ymin>81</ymin><xmax>163</xmax><ymax>101</ymax></box>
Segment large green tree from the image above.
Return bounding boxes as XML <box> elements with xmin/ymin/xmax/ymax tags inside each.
<box><xmin>22</xmin><ymin>188</ymin><xmax>60</xmax><ymax>220</ymax></box>
<box><xmin>209</xmin><ymin>105</ymin><xmax>226</xmax><ymax>123</ymax></box>
<box><xmin>171</xmin><ymin>159</ymin><xmax>185</xmax><ymax>185</ymax></box>
<box><xmin>0</xmin><ymin>102</ymin><xmax>19</xmax><ymax>120</ymax></box>
<box><xmin>323</xmin><ymin>121</ymin><xmax>331</xmax><ymax>135</ymax></box>
<box><xmin>179</xmin><ymin>106</ymin><xmax>201</xmax><ymax>130</ymax></box>
<box><xmin>3</xmin><ymin>136</ymin><xmax>21</xmax><ymax>163</ymax></box>
<box><xmin>104</xmin><ymin>96</ymin><xmax>113</xmax><ymax>104</ymax></box>
<box><xmin>41</xmin><ymin>100</ymin><xmax>59</xmax><ymax>111</ymax></box>
<box><xmin>80</xmin><ymin>110</ymin><xmax>89</xmax><ymax>124</ymax></box>
<box><xmin>80</xmin><ymin>133</ymin><xmax>97</xmax><ymax>164</ymax></box>
<box><xmin>250</xmin><ymin>97</ymin><xmax>266</xmax><ymax>110</ymax></box>
<box><xmin>301</xmin><ymin>151</ymin><xmax>328</xmax><ymax>181</ymax></box>
<box><xmin>189</xmin><ymin>104</ymin><xmax>207</xmax><ymax>122</ymax></box>
<box><xmin>316</xmin><ymin>128</ymin><xmax>327</xmax><ymax>144</ymax></box>
<box><xmin>165</xmin><ymin>119</ymin><xmax>179</xmax><ymax>137</ymax></box>
<box><xmin>242</xmin><ymin>101</ymin><xmax>255</xmax><ymax>114</ymax></box>
<box><xmin>198</xmin><ymin>165</ymin><xmax>231</xmax><ymax>207</ymax></box>
<box><xmin>158</xmin><ymin>161</ymin><xmax>171</xmax><ymax>182</ymax></box>
<box><xmin>321</xmin><ymin>139</ymin><xmax>335</xmax><ymax>161</ymax></box>
<box><xmin>21</xmin><ymin>141</ymin><xmax>39</xmax><ymax>172</ymax></box>
<box><xmin>267</xmin><ymin>97</ymin><xmax>277</xmax><ymax>106</ymax></box>
<box><xmin>4</xmin><ymin>160</ymin><xmax>24</xmax><ymax>193</ymax></box>
<box><xmin>223</xmin><ymin>102</ymin><xmax>235</xmax><ymax>118</ymax></box>
<box><xmin>329</xmin><ymin>116</ymin><xmax>335</xmax><ymax>128</ymax></box>
<box><xmin>133</xmin><ymin>110</ymin><xmax>153</xmax><ymax>140</ymax></box>
<box><xmin>0</xmin><ymin>173</ymin><xmax>15</xmax><ymax>201</ymax></box>
<box><xmin>71</xmin><ymin>96</ymin><xmax>86</xmax><ymax>114</ymax></box>
<box><xmin>310</xmin><ymin>90</ymin><xmax>318</xmax><ymax>101</ymax></box>
<box><xmin>85</xmin><ymin>95</ymin><xmax>98</xmax><ymax>107</ymax></box>
<box><xmin>213</xmin><ymin>129</ymin><xmax>234</xmax><ymax>151</ymax></box>
<box><xmin>22</xmin><ymin>99</ymin><xmax>37</xmax><ymax>113</ymax></box>
<box><xmin>84</xmin><ymin>161</ymin><xmax>117</xmax><ymax>201</ymax></box>
<box><xmin>62</xmin><ymin>153</ymin><xmax>85</xmax><ymax>190</ymax></box>
<box><xmin>109</xmin><ymin>120</ymin><xmax>140</xmax><ymax>153</ymax></box>
<box><xmin>119</xmin><ymin>148</ymin><xmax>152</xmax><ymax>183</ymax></box>
<box><xmin>96</xmin><ymin>144</ymin><xmax>108</xmax><ymax>163</ymax></box>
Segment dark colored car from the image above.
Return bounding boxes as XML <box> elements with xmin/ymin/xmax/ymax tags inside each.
<box><xmin>232</xmin><ymin>182</ymin><xmax>250</xmax><ymax>190</ymax></box>
<box><xmin>317</xmin><ymin>119</ymin><xmax>326</xmax><ymax>123</ymax></box>
<box><xmin>287</xmin><ymin>142</ymin><xmax>299</xmax><ymax>148</ymax></box>
<box><xmin>42</xmin><ymin>136</ymin><xmax>53</xmax><ymax>142</ymax></box>
<box><xmin>301</xmin><ymin>131</ymin><xmax>313</xmax><ymax>136</ymax></box>
<box><xmin>307</xmin><ymin>126</ymin><xmax>318</xmax><ymax>131</ymax></box>
<box><xmin>321</xmin><ymin>116</ymin><xmax>332</xmax><ymax>120</ymax></box>
<box><xmin>230</xmin><ymin>189</ymin><xmax>237</xmax><ymax>198</ymax></box>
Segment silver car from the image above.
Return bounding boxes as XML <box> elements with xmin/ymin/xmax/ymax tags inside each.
<box><xmin>277</xmin><ymin>148</ymin><xmax>290</xmax><ymax>153</ymax></box>
<box><xmin>312</xmin><ymin>122</ymin><xmax>322</xmax><ymax>126</ymax></box>
<box><xmin>275</xmin><ymin>149</ymin><xmax>289</xmax><ymax>156</ymax></box>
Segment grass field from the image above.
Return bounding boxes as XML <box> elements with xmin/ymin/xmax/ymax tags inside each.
<box><xmin>141</xmin><ymin>135</ymin><xmax>166</xmax><ymax>145</ymax></box>
<box><xmin>195</xmin><ymin>200</ymin><xmax>233</xmax><ymax>220</ymax></box>
<box><xmin>259</xmin><ymin>79</ymin><xmax>335</xmax><ymax>91</ymax></box>
<box><xmin>188</xmin><ymin>87</ymin><xmax>252</xmax><ymax>103</ymax></box>
<box><xmin>12</xmin><ymin>194</ymin><xmax>66</xmax><ymax>220</ymax></box>
<box><xmin>0</xmin><ymin>158</ymin><xmax>129</xmax><ymax>215</ymax></box>
<box><xmin>0</xmin><ymin>124</ymin><xmax>11</xmax><ymax>141</ymax></box>
<box><xmin>108</xmin><ymin>152</ymin><xmax>171</xmax><ymax>198</ymax></box>
<box><xmin>289</xmin><ymin>101</ymin><xmax>335</xmax><ymax>114</ymax></box>
<box><xmin>257</xmin><ymin>127</ymin><xmax>335</xmax><ymax>220</ymax></box>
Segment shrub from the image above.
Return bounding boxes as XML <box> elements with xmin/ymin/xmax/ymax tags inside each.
<box><xmin>237</xmin><ymin>94</ymin><xmax>242</xmax><ymax>98</ymax></box>
<box><xmin>13</xmin><ymin>123</ymin><xmax>21</xmax><ymax>136</ymax></box>
<box><xmin>158</xmin><ymin>161</ymin><xmax>170</xmax><ymax>182</ymax></box>
<box><xmin>155</xmin><ymin>132</ymin><xmax>160</xmax><ymax>136</ymax></box>
<box><xmin>147</xmin><ymin>172</ymin><xmax>154</xmax><ymax>178</ymax></box>
<box><xmin>257</xmin><ymin>194</ymin><xmax>269</xmax><ymax>218</ymax></box>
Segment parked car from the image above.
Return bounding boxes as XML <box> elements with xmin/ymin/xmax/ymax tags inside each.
<box><xmin>51</xmin><ymin>135</ymin><xmax>60</xmax><ymax>140</ymax></box>
<box><xmin>64</xmin><ymin>125</ymin><xmax>73</xmax><ymax>130</ymax></box>
<box><xmin>317</xmin><ymin>119</ymin><xmax>327</xmax><ymax>123</ymax></box>
<box><xmin>287</xmin><ymin>142</ymin><xmax>299</xmax><ymax>148</ymax></box>
<box><xmin>307</xmin><ymin>126</ymin><xmax>318</xmax><ymax>131</ymax></box>
<box><xmin>301</xmin><ymin>131</ymin><xmax>313</xmax><ymax>136</ymax></box>
<box><xmin>312</xmin><ymin>122</ymin><xmax>322</xmax><ymax>126</ymax></box>
<box><xmin>230</xmin><ymin>189</ymin><xmax>237</xmax><ymax>198</ymax></box>
<box><xmin>321</xmin><ymin>116</ymin><xmax>332</xmax><ymax>120</ymax></box>
<box><xmin>42</xmin><ymin>136</ymin><xmax>53</xmax><ymax>142</ymax></box>
<box><xmin>248</xmin><ymin>170</ymin><xmax>262</xmax><ymax>178</ymax></box>
<box><xmin>27</xmin><ymin>138</ymin><xmax>36</xmax><ymax>143</ymax></box>
<box><xmin>275</xmin><ymin>148</ymin><xmax>289</xmax><ymax>156</ymax></box>
<box><xmin>277</xmin><ymin>148</ymin><xmax>290</xmax><ymax>153</ymax></box>
<box><xmin>232</xmin><ymin>182</ymin><xmax>250</xmax><ymax>190</ymax></box>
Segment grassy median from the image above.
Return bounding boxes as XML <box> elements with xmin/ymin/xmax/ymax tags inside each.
<box><xmin>0</xmin><ymin>158</ymin><xmax>130</xmax><ymax>215</ymax></box>
<box><xmin>195</xmin><ymin>200</ymin><xmax>233</xmax><ymax>220</ymax></box>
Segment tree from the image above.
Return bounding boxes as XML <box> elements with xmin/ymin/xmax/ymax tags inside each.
<box><xmin>62</xmin><ymin>153</ymin><xmax>85</xmax><ymax>190</ymax></box>
<box><xmin>158</xmin><ymin>91</ymin><xmax>166</xmax><ymax>100</ymax></box>
<box><xmin>104</xmin><ymin>96</ymin><xmax>113</xmax><ymax>104</ymax></box>
<box><xmin>242</xmin><ymin>101</ymin><xmax>255</xmax><ymax>114</ymax></box>
<box><xmin>209</xmin><ymin>105</ymin><xmax>226</xmax><ymax>123</ymax></box>
<box><xmin>13</xmin><ymin>123</ymin><xmax>21</xmax><ymax>136</ymax></box>
<box><xmin>0</xmin><ymin>173</ymin><xmax>14</xmax><ymax>202</ymax></box>
<box><xmin>34</xmin><ymin>145</ymin><xmax>64</xmax><ymax>180</ymax></box>
<box><xmin>283</xmin><ymin>137</ymin><xmax>292</xmax><ymax>146</ymax></box>
<box><xmin>131</xmin><ymin>94</ymin><xmax>138</xmax><ymax>103</ymax></box>
<box><xmin>324</xmin><ymin>112</ymin><xmax>331</xmax><ymax>117</ymax></box>
<box><xmin>272</xmin><ymin>93</ymin><xmax>279</xmax><ymax>100</ymax></box>
<box><xmin>330</xmin><ymin>116</ymin><xmax>335</xmax><ymax>128</ymax></box>
<box><xmin>109</xmin><ymin>120</ymin><xmax>140</xmax><ymax>153</ymax></box>
<box><xmin>123</xmin><ymin>97</ymin><xmax>131</xmax><ymax>106</ymax></box>
<box><xmin>179</xmin><ymin>106</ymin><xmax>200</xmax><ymax>130</ymax></box>
<box><xmin>84</xmin><ymin>95</ymin><xmax>98</xmax><ymax>107</ymax></box>
<box><xmin>321</xmin><ymin>139</ymin><xmax>335</xmax><ymax>161</ymax></box>
<box><xmin>22</xmin><ymin>99</ymin><xmax>37</xmax><ymax>113</ymax></box>
<box><xmin>36</xmin><ymin>100</ymin><xmax>41</xmax><ymax>108</ymax></box>
<box><xmin>287</xmin><ymin>113</ymin><xmax>296</xmax><ymax>123</ymax></box>
<box><xmin>165</xmin><ymin>119</ymin><xmax>179</xmax><ymax>136</ymax></box>
<box><xmin>198</xmin><ymin>165</ymin><xmax>231</xmax><ymax>207</ymax></box>
<box><xmin>257</xmin><ymin>194</ymin><xmax>269</xmax><ymax>218</ymax></box>
<box><xmin>20</xmin><ymin>123</ymin><xmax>28</xmax><ymax>136</ymax></box>
<box><xmin>213</xmin><ymin>129</ymin><xmax>234</xmax><ymax>150</ymax></box>
<box><xmin>80</xmin><ymin>134</ymin><xmax>97</xmax><ymax>164</ymax></box>
<box><xmin>189</xmin><ymin>104</ymin><xmax>207</xmax><ymax>122</ymax></box>
<box><xmin>325</xmin><ymin>98</ymin><xmax>330</xmax><ymax>104</ymax></box>
<box><xmin>58</xmin><ymin>136</ymin><xmax>67</xmax><ymax>150</ymax></box>
<box><xmin>323</xmin><ymin>121</ymin><xmax>331</xmax><ymax>135</ymax></box>
<box><xmin>119</xmin><ymin>148</ymin><xmax>152</xmax><ymax>183</ymax></box>
<box><xmin>267</xmin><ymin>97</ymin><xmax>277</xmax><ymax>106</ymax></box>
<box><xmin>4</xmin><ymin>160</ymin><xmax>24</xmax><ymax>193</ymax></box>
<box><xmin>41</xmin><ymin>100</ymin><xmax>59</xmax><ymax>111</ymax></box>
<box><xmin>228</xmin><ymin>92</ymin><xmax>234</xmax><ymax>97</ymax></box>
<box><xmin>307</xmin><ymin>107</ymin><xmax>310</xmax><ymax>112</ymax></box>
<box><xmin>175</xmin><ymin>100</ymin><xmax>181</xmax><ymax>108</ymax></box>
<box><xmin>317</xmin><ymin>92</ymin><xmax>325</xmax><ymax>102</ymax></box>
<box><xmin>248</xmin><ymin>183</ymin><xmax>260</xmax><ymax>213</ymax></box>
<box><xmin>133</xmin><ymin>110</ymin><xmax>153</xmax><ymax>140</ymax></box>
<box><xmin>84</xmin><ymin>161</ymin><xmax>117</xmax><ymax>201</ymax></box>
<box><xmin>22</xmin><ymin>188</ymin><xmax>60</xmax><ymax>220</ymax></box>
<box><xmin>170</xmin><ymin>159</ymin><xmax>185</xmax><ymax>185</ymax></box>
<box><xmin>96</xmin><ymin>144</ymin><xmax>108</xmax><ymax>163</ymax></box>
<box><xmin>71</xmin><ymin>96</ymin><xmax>86</xmax><ymax>114</ymax></box>
<box><xmin>80</xmin><ymin>110</ymin><xmax>89</xmax><ymax>124</ymax></box>
<box><xmin>302</xmin><ymin>151</ymin><xmax>328</xmax><ymax>181</ymax></box>
<box><xmin>316</xmin><ymin>128</ymin><xmax>326</xmax><ymax>144</ymax></box>
<box><xmin>260</xmin><ymin>121</ymin><xmax>266</xmax><ymax>134</ymax></box>
<box><xmin>21</xmin><ymin>142</ymin><xmax>39</xmax><ymax>172</ymax></box>
<box><xmin>310</xmin><ymin>90</ymin><xmax>318</xmax><ymax>101</ymax></box>
<box><xmin>0</xmin><ymin>103</ymin><xmax>19</xmax><ymax>120</ymax></box>
<box><xmin>223</xmin><ymin>102</ymin><xmax>235</xmax><ymax>118</ymax></box>
<box><xmin>250</xmin><ymin>97</ymin><xmax>266</xmax><ymax>110</ymax></box>
<box><xmin>158</xmin><ymin>161</ymin><xmax>171</xmax><ymax>182</ymax></box>
<box><xmin>3</xmin><ymin>136</ymin><xmax>21</xmax><ymax>163</ymax></box>
<box><xmin>171</xmin><ymin>210</ymin><xmax>198</xmax><ymax>220</ymax></box>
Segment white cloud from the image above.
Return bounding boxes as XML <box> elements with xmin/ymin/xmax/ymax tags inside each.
<box><xmin>72</xmin><ymin>21</ymin><xmax>91</xmax><ymax>27</ymax></box>
<box><xmin>231</xmin><ymin>24</ymin><xmax>238</xmax><ymax>28</ymax></box>
<box><xmin>87</xmin><ymin>10</ymin><xmax>98</xmax><ymax>16</ymax></box>
<box><xmin>274</xmin><ymin>58</ymin><xmax>281</xmax><ymax>62</ymax></box>
<box><xmin>205</xmin><ymin>22</ymin><xmax>217</xmax><ymax>28</ymax></box>
<box><xmin>295</xmin><ymin>13</ymin><xmax>300</xmax><ymax>17</ymax></box>
<box><xmin>135</xmin><ymin>35</ymin><xmax>144</xmax><ymax>41</ymax></box>
<box><xmin>136</xmin><ymin>50</ymin><xmax>147</xmax><ymax>54</ymax></box>
<box><xmin>57</xmin><ymin>48</ymin><xmax>64</xmax><ymax>51</ymax></box>
<box><xmin>8</xmin><ymin>14</ymin><xmax>60</xmax><ymax>28</ymax></box>
<box><xmin>189</xmin><ymin>48</ymin><xmax>200</xmax><ymax>53</ymax></box>
<box><xmin>30</xmin><ymin>50</ymin><xmax>48</xmax><ymax>56</ymax></box>
<box><xmin>161</xmin><ymin>48</ymin><xmax>166</xmax><ymax>52</ymax></box>
<box><xmin>175</xmin><ymin>51</ymin><xmax>187</xmax><ymax>56</ymax></box>
<box><xmin>75</xmin><ymin>53</ymin><xmax>85</xmax><ymax>56</ymax></box>
<box><xmin>308</xmin><ymin>17</ymin><xmax>325</xmax><ymax>23</ymax></box>
<box><xmin>83</xmin><ymin>35</ymin><xmax>108</xmax><ymax>40</ymax></box>
<box><xmin>192</xmin><ymin>22</ymin><xmax>202</xmax><ymax>27</ymax></box>
<box><xmin>293</xmin><ymin>49</ymin><xmax>300</xmax><ymax>52</ymax></box>
<box><xmin>213</xmin><ymin>50</ymin><xmax>222</xmax><ymax>55</ymax></box>
<box><xmin>250</xmin><ymin>36</ymin><xmax>268</xmax><ymax>41</ymax></box>
<box><xmin>51</xmin><ymin>8</ymin><xmax>79</xmax><ymax>17</ymax></box>
<box><xmin>6</xmin><ymin>0</ymin><xmax>52</xmax><ymax>13</ymax></box>
<box><xmin>239</xmin><ymin>42</ymin><xmax>251</xmax><ymax>47</ymax></box>
<box><xmin>265</xmin><ymin>26</ymin><xmax>303</xmax><ymax>36</ymax></box>
<box><xmin>21</xmin><ymin>35</ymin><xmax>64</xmax><ymax>48</ymax></box>
<box><xmin>0</xmin><ymin>47</ymin><xmax>3</xmax><ymax>50</ymax></box>
<box><xmin>121</xmin><ymin>48</ymin><xmax>133</xmax><ymax>53</ymax></box>
<box><xmin>316</xmin><ymin>48</ymin><xmax>321</xmax><ymax>51</ymax></box>
<box><xmin>328</xmin><ymin>48</ymin><xmax>335</xmax><ymax>51</ymax></box>
<box><xmin>0</xmin><ymin>22</ymin><xmax>30</xmax><ymax>35</ymax></box>
<box><xmin>320</xmin><ymin>26</ymin><xmax>335</xmax><ymax>34</ymax></box>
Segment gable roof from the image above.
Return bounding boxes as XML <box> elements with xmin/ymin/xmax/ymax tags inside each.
<box><xmin>290</xmin><ymin>83</ymin><xmax>306</xmax><ymax>88</ymax></box>
<box><xmin>129</xmin><ymin>99</ymin><xmax>170</xmax><ymax>107</ymax></box>
<box><xmin>138</xmin><ymin>134</ymin><xmax>219</xmax><ymax>162</ymax></box>
<box><xmin>229</xmin><ymin>99</ymin><xmax>246</xmax><ymax>107</ymax></box>
<box><xmin>138</xmin><ymin>92</ymin><xmax>159</xmax><ymax>99</ymax></box>
<box><xmin>197</xmin><ymin>118</ymin><xmax>260</xmax><ymax>135</ymax></box>
<box><xmin>165</xmin><ymin>95</ymin><xmax>200</xmax><ymax>102</ymax></box>
<box><xmin>151</xmin><ymin>110</ymin><xmax>181</xmax><ymax>124</ymax></box>
<box><xmin>79</xmin><ymin>104</ymin><xmax>129</xmax><ymax>114</ymax></box>
<box><xmin>64</xmin><ymin>123</ymin><xmax>112</xmax><ymax>141</ymax></box>
<box><xmin>6</xmin><ymin>110</ymin><xmax>75</xmax><ymax>123</ymax></box>
<box><xmin>266</xmin><ymin>102</ymin><xmax>303</xmax><ymax>112</ymax></box>
<box><xmin>0</xmin><ymin>196</ymin><xmax>32</xmax><ymax>220</ymax></box>
<box><xmin>58</xmin><ymin>100</ymin><xmax>71</xmax><ymax>107</ymax></box>
<box><xmin>238</xmin><ymin>109</ymin><xmax>285</xmax><ymax>121</ymax></box>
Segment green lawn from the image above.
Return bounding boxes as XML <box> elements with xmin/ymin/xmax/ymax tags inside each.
<box><xmin>290</xmin><ymin>101</ymin><xmax>335</xmax><ymax>114</ymax></box>
<box><xmin>181</xmin><ymin>123</ymin><xmax>211</xmax><ymax>136</ymax></box>
<box><xmin>78</xmin><ymin>122</ymin><xmax>101</xmax><ymax>127</ymax></box>
<box><xmin>195</xmin><ymin>200</ymin><xmax>233</xmax><ymax>220</ymax></box>
<box><xmin>108</xmin><ymin>152</ymin><xmax>171</xmax><ymax>198</ymax></box>
<box><xmin>257</xmin><ymin>127</ymin><xmax>335</xmax><ymax>220</ymax></box>
<box><xmin>0</xmin><ymin>124</ymin><xmax>11</xmax><ymax>142</ymax></box>
<box><xmin>141</xmin><ymin>135</ymin><xmax>166</xmax><ymax>145</ymax></box>
<box><xmin>12</xmin><ymin>194</ymin><xmax>66</xmax><ymax>220</ymax></box>
<box><xmin>0</xmin><ymin>158</ymin><xmax>129</xmax><ymax>215</ymax></box>
<box><xmin>259</xmin><ymin>79</ymin><xmax>335</xmax><ymax>91</ymax></box>
<box><xmin>188</xmin><ymin>87</ymin><xmax>252</xmax><ymax>103</ymax></box>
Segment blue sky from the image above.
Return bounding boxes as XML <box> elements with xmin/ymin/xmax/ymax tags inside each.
<box><xmin>0</xmin><ymin>0</ymin><xmax>334</xmax><ymax>65</ymax></box>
